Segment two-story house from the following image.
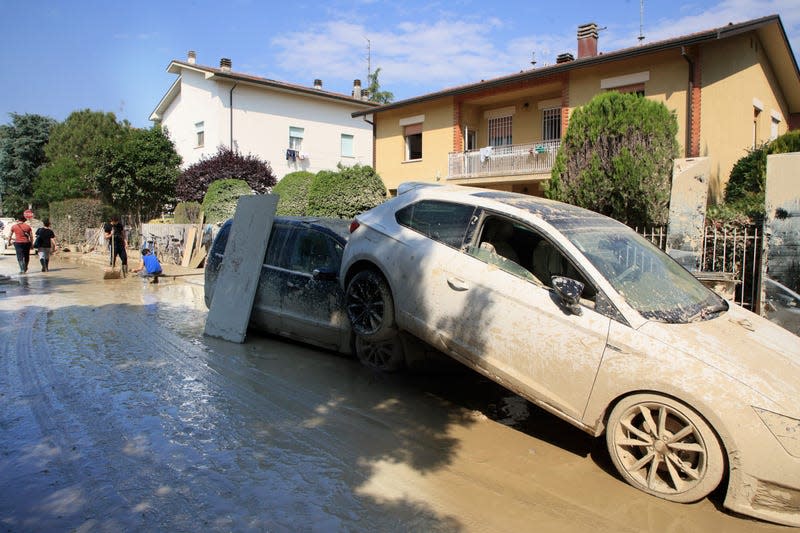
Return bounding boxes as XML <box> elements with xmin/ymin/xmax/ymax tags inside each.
<box><xmin>150</xmin><ymin>52</ymin><xmax>378</xmax><ymax>177</ymax></box>
<box><xmin>354</xmin><ymin>15</ymin><xmax>799</xmax><ymax>201</ymax></box>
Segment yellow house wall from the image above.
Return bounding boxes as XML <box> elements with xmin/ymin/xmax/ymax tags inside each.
<box><xmin>700</xmin><ymin>33</ymin><xmax>790</xmax><ymax>201</ymax></box>
<box><xmin>375</xmin><ymin>98</ymin><xmax>455</xmax><ymax>192</ymax></box>
<box><xmin>567</xmin><ymin>49</ymin><xmax>689</xmax><ymax>160</ymax></box>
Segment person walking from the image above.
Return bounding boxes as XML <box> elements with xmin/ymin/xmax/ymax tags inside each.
<box><xmin>7</xmin><ymin>214</ymin><xmax>33</xmax><ymax>274</ymax></box>
<box><xmin>103</xmin><ymin>214</ymin><xmax>128</xmax><ymax>275</ymax></box>
<box><xmin>34</xmin><ymin>219</ymin><xmax>57</xmax><ymax>272</ymax></box>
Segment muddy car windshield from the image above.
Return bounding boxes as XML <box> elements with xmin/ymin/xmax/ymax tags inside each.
<box><xmin>563</xmin><ymin>226</ymin><xmax>727</xmax><ymax>323</ymax></box>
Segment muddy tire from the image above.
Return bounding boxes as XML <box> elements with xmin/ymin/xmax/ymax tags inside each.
<box><xmin>606</xmin><ymin>393</ymin><xmax>724</xmax><ymax>503</ymax></box>
<box><xmin>354</xmin><ymin>334</ymin><xmax>405</xmax><ymax>372</ymax></box>
<box><xmin>345</xmin><ymin>269</ymin><xmax>396</xmax><ymax>341</ymax></box>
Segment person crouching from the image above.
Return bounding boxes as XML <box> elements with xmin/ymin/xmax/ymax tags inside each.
<box><xmin>133</xmin><ymin>247</ymin><xmax>163</xmax><ymax>283</ymax></box>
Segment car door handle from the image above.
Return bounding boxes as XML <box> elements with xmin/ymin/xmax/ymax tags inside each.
<box><xmin>447</xmin><ymin>277</ymin><xmax>469</xmax><ymax>291</ymax></box>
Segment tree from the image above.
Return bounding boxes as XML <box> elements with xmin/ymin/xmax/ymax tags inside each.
<box><xmin>366</xmin><ymin>67</ymin><xmax>393</xmax><ymax>104</ymax></box>
<box><xmin>273</xmin><ymin>171</ymin><xmax>315</xmax><ymax>215</ymax></box>
<box><xmin>176</xmin><ymin>146</ymin><xmax>276</xmax><ymax>203</ymax></box>
<box><xmin>0</xmin><ymin>113</ymin><xmax>57</xmax><ymax>216</ymax></box>
<box><xmin>37</xmin><ymin>109</ymin><xmax>128</xmax><ymax>202</ymax></box>
<box><xmin>307</xmin><ymin>164</ymin><xmax>387</xmax><ymax>218</ymax></box>
<box><xmin>545</xmin><ymin>92</ymin><xmax>679</xmax><ymax>228</ymax></box>
<box><xmin>93</xmin><ymin>125</ymin><xmax>182</xmax><ymax>226</ymax></box>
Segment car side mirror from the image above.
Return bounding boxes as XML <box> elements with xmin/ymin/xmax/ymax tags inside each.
<box><xmin>552</xmin><ymin>276</ymin><xmax>584</xmax><ymax>316</ymax></box>
<box><xmin>312</xmin><ymin>268</ymin><xmax>338</xmax><ymax>281</ymax></box>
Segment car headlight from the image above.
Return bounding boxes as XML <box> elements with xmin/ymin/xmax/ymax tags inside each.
<box><xmin>754</xmin><ymin>407</ymin><xmax>800</xmax><ymax>458</ymax></box>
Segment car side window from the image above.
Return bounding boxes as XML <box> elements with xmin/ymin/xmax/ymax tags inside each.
<box><xmin>396</xmin><ymin>200</ymin><xmax>476</xmax><ymax>248</ymax></box>
<box><xmin>265</xmin><ymin>225</ymin><xmax>293</xmax><ymax>268</ymax></box>
<box><xmin>288</xmin><ymin>229</ymin><xmax>339</xmax><ymax>274</ymax></box>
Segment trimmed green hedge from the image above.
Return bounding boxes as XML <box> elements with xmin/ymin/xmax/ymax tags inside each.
<box><xmin>173</xmin><ymin>201</ymin><xmax>203</xmax><ymax>223</ymax></box>
<box><xmin>49</xmin><ymin>198</ymin><xmax>107</xmax><ymax>245</ymax></box>
<box><xmin>307</xmin><ymin>164</ymin><xmax>387</xmax><ymax>219</ymax></box>
<box><xmin>274</xmin><ymin>171</ymin><xmax>315</xmax><ymax>216</ymax></box>
<box><xmin>202</xmin><ymin>179</ymin><xmax>252</xmax><ymax>223</ymax></box>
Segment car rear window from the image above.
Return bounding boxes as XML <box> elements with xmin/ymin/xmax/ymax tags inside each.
<box><xmin>396</xmin><ymin>200</ymin><xmax>476</xmax><ymax>248</ymax></box>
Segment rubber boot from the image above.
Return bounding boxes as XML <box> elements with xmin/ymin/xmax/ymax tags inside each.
<box><xmin>122</xmin><ymin>264</ymin><xmax>128</xmax><ymax>276</ymax></box>
<box><xmin>44</xmin><ymin>258</ymin><xmax>50</xmax><ymax>272</ymax></box>
<box><xmin>40</xmin><ymin>258</ymin><xmax>46</xmax><ymax>272</ymax></box>
<box><xmin>18</xmin><ymin>259</ymin><xmax>25</xmax><ymax>274</ymax></box>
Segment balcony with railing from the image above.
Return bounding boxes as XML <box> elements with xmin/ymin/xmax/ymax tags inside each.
<box><xmin>448</xmin><ymin>139</ymin><xmax>560</xmax><ymax>180</ymax></box>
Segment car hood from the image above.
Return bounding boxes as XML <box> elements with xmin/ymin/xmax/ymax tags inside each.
<box><xmin>638</xmin><ymin>304</ymin><xmax>800</xmax><ymax>414</ymax></box>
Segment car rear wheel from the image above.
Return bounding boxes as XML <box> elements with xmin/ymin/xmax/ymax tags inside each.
<box><xmin>354</xmin><ymin>334</ymin><xmax>405</xmax><ymax>372</ymax></box>
<box><xmin>606</xmin><ymin>393</ymin><xmax>724</xmax><ymax>503</ymax></box>
<box><xmin>346</xmin><ymin>269</ymin><xmax>396</xmax><ymax>341</ymax></box>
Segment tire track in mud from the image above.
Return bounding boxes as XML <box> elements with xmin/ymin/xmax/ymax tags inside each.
<box><xmin>11</xmin><ymin>303</ymin><xmax>200</xmax><ymax>531</ymax></box>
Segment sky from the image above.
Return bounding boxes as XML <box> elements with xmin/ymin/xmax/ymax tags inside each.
<box><xmin>1</xmin><ymin>0</ymin><xmax>798</xmax><ymax>129</ymax></box>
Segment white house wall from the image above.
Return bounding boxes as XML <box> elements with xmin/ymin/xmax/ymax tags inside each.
<box><xmin>159</xmin><ymin>69</ymin><xmax>373</xmax><ymax>179</ymax></box>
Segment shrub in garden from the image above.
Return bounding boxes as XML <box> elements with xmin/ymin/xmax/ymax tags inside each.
<box><xmin>49</xmin><ymin>198</ymin><xmax>106</xmax><ymax>245</ymax></box>
<box><xmin>273</xmin><ymin>171</ymin><xmax>315</xmax><ymax>216</ymax></box>
<box><xmin>173</xmin><ymin>201</ymin><xmax>203</xmax><ymax>223</ymax></box>
<box><xmin>177</xmin><ymin>146</ymin><xmax>276</xmax><ymax>203</ymax></box>
<box><xmin>202</xmin><ymin>179</ymin><xmax>252</xmax><ymax>223</ymax></box>
<box><xmin>306</xmin><ymin>164</ymin><xmax>387</xmax><ymax>219</ymax></box>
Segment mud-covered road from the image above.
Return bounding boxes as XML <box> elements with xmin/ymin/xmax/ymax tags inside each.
<box><xmin>0</xmin><ymin>255</ymin><xmax>790</xmax><ymax>532</ymax></box>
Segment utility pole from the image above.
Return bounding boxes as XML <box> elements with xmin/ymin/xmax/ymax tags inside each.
<box><xmin>638</xmin><ymin>0</ymin><xmax>646</xmax><ymax>43</ymax></box>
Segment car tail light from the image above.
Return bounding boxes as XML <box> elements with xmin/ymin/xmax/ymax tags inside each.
<box><xmin>349</xmin><ymin>220</ymin><xmax>360</xmax><ymax>233</ymax></box>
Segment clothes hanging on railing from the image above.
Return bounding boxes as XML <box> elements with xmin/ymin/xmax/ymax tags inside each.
<box><xmin>286</xmin><ymin>149</ymin><xmax>298</xmax><ymax>161</ymax></box>
<box><xmin>479</xmin><ymin>146</ymin><xmax>493</xmax><ymax>163</ymax></box>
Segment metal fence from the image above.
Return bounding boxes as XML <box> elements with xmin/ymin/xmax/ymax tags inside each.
<box><xmin>638</xmin><ymin>225</ymin><xmax>762</xmax><ymax>310</ymax></box>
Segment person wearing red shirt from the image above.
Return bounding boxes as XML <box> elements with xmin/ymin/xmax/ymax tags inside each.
<box><xmin>7</xmin><ymin>214</ymin><xmax>33</xmax><ymax>273</ymax></box>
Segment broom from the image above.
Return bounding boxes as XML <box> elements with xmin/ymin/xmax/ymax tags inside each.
<box><xmin>103</xmin><ymin>232</ymin><xmax>122</xmax><ymax>280</ymax></box>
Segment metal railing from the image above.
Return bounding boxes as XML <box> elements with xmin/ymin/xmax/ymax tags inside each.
<box><xmin>638</xmin><ymin>225</ymin><xmax>762</xmax><ymax>310</ymax></box>
<box><xmin>448</xmin><ymin>140</ymin><xmax>561</xmax><ymax>180</ymax></box>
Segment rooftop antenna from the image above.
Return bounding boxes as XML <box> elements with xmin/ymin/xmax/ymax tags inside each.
<box><xmin>530</xmin><ymin>52</ymin><xmax>537</xmax><ymax>67</ymax></box>
<box><xmin>365</xmin><ymin>37</ymin><xmax>372</xmax><ymax>81</ymax></box>
<box><xmin>638</xmin><ymin>0</ymin><xmax>646</xmax><ymax>43</ymax></box>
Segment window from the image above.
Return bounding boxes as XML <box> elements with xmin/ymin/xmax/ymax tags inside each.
<box><xmin>542</xmin><ymin>108</ymin><xmax>561</xmax><ymax>141</ymax></box>
<box><xmin>488</xmin><ymin>115</ymin><xmax>512</xmax><ymax>147</ymax></box>
<box><xmin>195</xmin><ymin>121</ymin><xmax>204</xmax><ymax>147</ymax></box>
<box><xmin>404</xmin><ymin>123</ymin><xmax>422</xmax><ymax>160</ymax></box>
<box><xmin>289</xmin><ymin>230</ymin><xmax>339</xmax><ymax>274</ymax></box>
<box><xmin>395</xmin><ymin>200</ymin><xmax>475</xmax><ymax>248</ymax></box>
<box><xmin>770</xmin><ymin>111</ymin><xmax>781</xmax><ymax>140</ymax></box>
<box><xmin>289</xmin><ymin>126</ymin><xmax>304</xmax><ymax>150</ymax></box>
<box><xmin>341</xmin><ymin>134</ymin><xmax>354</xmax><ymax>158</ymax></box>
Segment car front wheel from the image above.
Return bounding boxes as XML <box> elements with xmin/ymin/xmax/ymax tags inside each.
<box><xmin>605</xmin><ymin>393</ymin><xmax>724</xmax><ymax>503</ymax></box>
<box><xmin>345</xmin><ymin>269</ymin><xmax>396</xmax><ymax>341</ymax></box>
<box><xmin>354</xmin><ymin>334</ymin><xmax>405</xmax><ymax>372</ymax></box>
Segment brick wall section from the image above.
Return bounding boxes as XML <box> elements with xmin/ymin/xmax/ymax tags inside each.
<box><xmin>689</xmin><ymin>48</ymin><xmax>702</xmax><ymax>157</ymax></box>
<box><xmin>560</xmin><ymin>74</ymin><xmax>570</xmax><ymax>135</ymax></box>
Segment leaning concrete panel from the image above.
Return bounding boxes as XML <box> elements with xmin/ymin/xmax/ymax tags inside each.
<box><xmin>761</xmin><ymin>152</ymin><xmax>800</xmax><ymax>334</ymax></box>
<box><xmin>204</xmin><ymin>194</ymin><xmax>278</xmax><ymax>343</ymax></box>
<box><xmin>666</xmin><ymin>157</ymin><xmax>710</xmax><ymax>271</ymax></box>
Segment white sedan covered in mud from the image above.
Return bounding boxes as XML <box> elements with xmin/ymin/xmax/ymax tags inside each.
<box><xmin>340</xmin><ymin>183</ymin><xmax>800</xmax><ymax>526</ymax></box>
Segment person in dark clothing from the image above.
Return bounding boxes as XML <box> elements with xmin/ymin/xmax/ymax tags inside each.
<box><xmin>103</xmin><ymin>215</ymin><xmax>128</xmax><ymax>274</ymax></box>
<box><xmin>34</xmin><ymin>219</ymin><xmax>57</xmax><ymax>272</ymax></box>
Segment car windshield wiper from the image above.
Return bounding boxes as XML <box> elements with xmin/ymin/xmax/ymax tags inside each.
<box><xmin>687</xmin><ymin>301</ymin><xmax>729</xmax><ymax>323</ymax></box>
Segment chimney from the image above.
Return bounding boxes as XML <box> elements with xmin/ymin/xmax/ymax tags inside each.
<box><xmin>577</xmin><ymin>22</ymin><xmax>598</xmax><ymax>58</ymax></box>
<box><xmin>187</xmin><ymin>50</ymin><xmax>197</xmax><ymax>64</ymax></box>
<box><xmin>556</xmin><ymin>52</ymin><xmax>575</xmax><ymax>64</ymax></box>
<box><xmin>219</xmin><ymin>58</ymin><xmax>232</xmax><ymax>72</ymax></box>
<box><xmin>352</xmin><ymin>79</ymin><xmax>362</xmax><ymax>100</ymax></box>
<box><xmin>314</xmin><ymin>79</ymin><xmax>323</xmax><ymax>89</ymax></box>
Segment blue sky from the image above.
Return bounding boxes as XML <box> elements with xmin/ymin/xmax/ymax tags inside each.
<box><xmin>1</xmin><ymin>0</ymin><xmax>798</xmax><ymax>128</ymax></box>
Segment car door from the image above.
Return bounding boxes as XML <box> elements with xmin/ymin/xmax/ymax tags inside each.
<box><xmin>278</xmin><ymin>226</ymin><xmax>349</xmax><ymax>350</ymax></box>
<box><xmin>425</xmin><ymin>211</ymin><xmax>611</xmax><ymax>422</ymax></box>
<box><xmin>250</xmin><ymin>223</ymin><xmax>292</xmax><ymax>334</ymax></box>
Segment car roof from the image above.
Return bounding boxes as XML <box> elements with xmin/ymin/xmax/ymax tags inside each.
<box><xmin>398</xmin><ymin>183</ymin><xmax>626</xmax><ymax>232</ymax></box>
<box><xmin>221</xmin><ymin>216</ymin><xmax>350</xmax><ymax>243</ymax></box>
